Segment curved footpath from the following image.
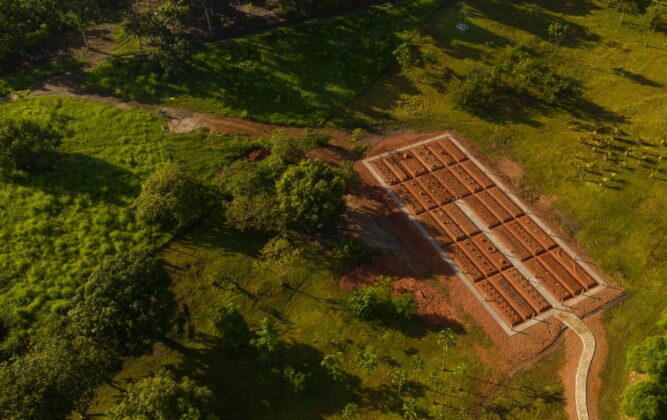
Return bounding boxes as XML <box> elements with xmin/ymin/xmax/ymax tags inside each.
<box><xmin>555</xmin><ymin>310</ymin><xmax>596</xmax><ymax>420</ymax></box>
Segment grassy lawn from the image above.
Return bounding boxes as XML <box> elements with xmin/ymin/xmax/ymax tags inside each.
<box><xmin>341</xmin><ymin>0</ymin><xmax>667</xmax><ymax>417</ymax></box>
<box><xmin>88</xmin><ymin>220</ymin><xmax>566</xmax><ymax>418</ymax></box>
<box><xmin>85</xmin><ymin>0</ymin><xmax>447</xmax><ymax>126</ymax></box>
<box><xmin>0</xmin><ymin>96</ymin><xmax>260</xmax><ymax>351</ymax></box>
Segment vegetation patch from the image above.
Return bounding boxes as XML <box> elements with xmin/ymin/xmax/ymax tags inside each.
<box><xmin>86</xmin><ymin>0</ymin><xmax>447</xmax><ymax>125</ymax></box>
<box><xmin>0</xmin><ymin>96</ymin><xmax>259</xmax><ymax>352</ymax></box>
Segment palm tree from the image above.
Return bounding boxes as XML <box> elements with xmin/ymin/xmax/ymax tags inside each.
<box><xmin>427</xmin><ymin>372</ymin><xmax>444</xmax><ymax>403</ymax></box>
<box><xmin>437</xmin><ymin>328</ymin><xmax>457</xmax><ymax>370</ymax></box>
<box><xmin>391</xmin><ymin>368</ymin><xmax>408</xmax><ymax>396</ymax></box>
<box><xmin>402</xmin><ymin>398</ymin><xmax>422</xmax><ymax>420</ymax></box>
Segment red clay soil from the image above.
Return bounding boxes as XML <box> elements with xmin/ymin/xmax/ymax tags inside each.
<box><xmin>247</xmin><ymin>148</ymin><xmax>269</xmax><ymax>161</ymax></box>
<box><xmin>346</xmin><ymin>131</ymin><xmax>624</xmax><ymax>365</ymax></box>
<box><xmin>560</xmin><ymin>326</ymin><xmax>583</xmax><ymax>420</ymax></box>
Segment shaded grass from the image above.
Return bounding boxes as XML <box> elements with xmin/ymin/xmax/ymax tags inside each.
<box><xmin>87</xmin><ymin>219</ymin><xmax>548</xmax><ymax>418</ymax></box>
<box><xmin>0</xmin><ymin>58</ymin><xmax>81</xmax><ymax>96</ymax></box>
<box><xmin>341</xmin><ymin>0</ymin><xmax>667</xmax><ymax>417</ymax></box>
<box><xmin>85</xmin><ymin>0</ymin><xmax>447</xmax><ymax>126</ymax></box>
<box><xmin>0</xmin><ymin>96</ymin><xmax>260</xmax><ymax>351</ymax></box>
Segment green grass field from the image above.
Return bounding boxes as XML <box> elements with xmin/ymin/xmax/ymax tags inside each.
<box><xmin>88</xmin><ymin>219</ymin><xmax>566</xmax><ymax>418</ymax></box>
<box><xmin>341</xmin><ymin>0</ymin><xmax>667</xmax><ymax>417</ymax></box>
<box><xmin>85</xmin><ymin>0</ymin><xmax>446</xmax><ymax>126</ymax></box>
<box><xmin>0</xmin><ymin>96</ymin><xmax>260</xmax><ymax>351</ymax></box>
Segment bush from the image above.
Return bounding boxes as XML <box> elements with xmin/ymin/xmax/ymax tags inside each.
<box><xmin>346</xmin><ymin>287</ymin><xmax>385</xmax><ymax>319</ymax></box>
<box><xmin>69</xmin><ymin>252</ymin><xmax>173</xmax><ymax>356</ymax></box>
<box><xmin>392</xmin><ymin>293</ymin><xmax>418</xmax><ymax>319</ymax></box>
<box><xmin>621</xmin><ymin>380</ymin><xmax>667</xmax><ymax>420</ymax></box>
<box><xmin>627</xmin><ymin>335</ymin><xmax>667</xmax><ymax>380</ymax></box>
<box><xmin>452</xmin><ymin>63</ymin><xmax>502</xmax><ymax>110</ymax></box>
<box><xmin>225</xmin><ymin>193</ymin><xmax>280</xmax><ymax>232</ymax></box>
<box><xmin>135</xmin><ymin>162</ymin><xmax>205</xmax><ymax>228</ymax></box>
<box><xmin>393</xmin><ymin>42</ymin><xmax>420</xmax><ymax>69</ymax></box>
<box><xmin>0</xmin><ymin>331</ymin><xmax>117</xmax><ymax>419</ymax></box>
<box><xmin>269</xmin><ymin>129</ymin><xmax>305</xmax><ymax>173</ymax></box>
<box><xmin>282</xmin><ymin>365</ymin><xmax>313</xmax><ymax>394</ymax></box>
<box><xmin>108</xmin><ymin>369</ymin><xmax>217</xmax><ymax>419</ymax></box>
<box><xmin>215</xmin><ymin>304</ymin><xmax>250</xmax><ymax>349</ymax></box>
<box><xmin>0</xmin><ymin>118</ymin><xmax>62</xmax><ymax>175</ymax></box>
<box><xmin>347</xmin><ymin>283</ymin><xmax>417</xmax><ymax>321</ymax></box>
<box><xmin>276</xmin><ymin>158</ymin><xmax>349</xmax><ymax>231</ymax></box>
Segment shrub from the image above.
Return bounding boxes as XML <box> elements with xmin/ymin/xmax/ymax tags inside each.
<box><xmin>393</xmin><ymin>42</ymin><xmax>420</xmax><ymax>69</ymax></box>
<box><xmin>135</xmin><ymin>162</ymin><xmax>205</xmax><ymax>228</ymax></box>
<box><xmin>0</xmin><ymin>118</ymin><xmax>62</xmax><ymax>175</ymax></box>
<box><xmin>215</xmin><ymin>304</ymin><xmax>249</xmax><ymax>349</ymax></box>
<box><xmin>621</xmin><ymin>380</ymin><xmax>667</xmax><ymax>420</ymax></box>
<box><xmin>69</xmin><ymin>252</ymin><xmax>173</xmax><ymax>356</ymax></box>
<box><xmin>346</xmin><ymin>287</ymin><xmax>385</xmax><ymax>319</ymax></box>
<box><xmin>276</xmin><ymin>158</ymin><xmax>349</xmax><ymax>231</ymax></box>
<box><xmin>627</xmin><ymin>335</ymin><xmax>667</xmax><ymax>380</ymax></box>
<box><xmin>217</xmin><ymin>160</ymin><xmax>271</xmax><ymax>198</ymax></box>
<box><xmin>225</xmin><ymin>193</ymin><xmax>280</xmax><ymax>232</ymax></box>
<box><xmin>321</xmin><ymin>352</ymin><xmax>347</xmax><ymax>383</ymax></box>
<box><xmin>452</xmin><ymin>62</ymin><xmax>502</xmax><ymax>110</ymax></box>
<box><xmin>392</xmin><ymin>293</ymin><xmax>418</xmax><ymax>319</ymax></box>
<box><xmin>0</xmin><ymin>331</ymin><xmax>117</xmax><ymax>419</ymax></box>
<box><xmin>282</xmin><ymin>365</ymin><xmax>313</xmax><ymax>394</ymax></box>
<box><xmin>108</xmin><ymin>369</ymin><xmax>217</xmax><ymax>419</ymax></box>
<box><xmin>250</xmin><ymin>318</ymin><xmax>281</xmax><ymax>362</ymax></box>
<box><xmin>269</xmin><ymin>129</ymin><xmax>305</xmax><ymax>173</ymax></box>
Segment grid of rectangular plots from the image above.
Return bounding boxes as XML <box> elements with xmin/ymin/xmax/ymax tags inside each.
<box><xmin>369</xmin><ymin>140</ymin><xmax>549</xmax><ymax>326</ymax></box>
<box><xmin>369</xmin><ymin>138</ymin><xmax>600</xmax><ymax>327</ymax></box>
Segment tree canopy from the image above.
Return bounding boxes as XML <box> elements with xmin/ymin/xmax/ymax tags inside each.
<box><xmin>0</xmin><ymin>118</ymin><xmax>62</xmax><ymax>175</ymax></box>
<box><xmin>276</xmin><ymin>158</ymin><xmax>349</xmax><ymax>231</ymax></box>
<box><xmin>108</xmin><ymin>369</ymin><xmax>218</xmax><ymax>420</ymax></box>
<box><xmin>69</xmin><ymin>252</ymin><xmax>173</xmax><ymax>356</ymax></box>
<box><xmin>136</xmin><ymin>162</ymin><xmax>206</xmax><ymax>229</ymax></box>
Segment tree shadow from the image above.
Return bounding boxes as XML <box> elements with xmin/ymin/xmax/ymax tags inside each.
<box><xmin>20</xmin><ymin>152</ymin><xmax>138</xmax><ymax>205</ymax></box>
<box><xmin>166</xmin><ymin>333</ymin><xmax>359</xmax><ymax>419</ymax></box>
<box><xmin>612</xmin><ymin>67</ymin><xmax>664</xmax><ymax>88</ymax></box>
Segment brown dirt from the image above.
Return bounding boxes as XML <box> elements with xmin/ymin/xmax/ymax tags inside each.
<box><xmin>496</xmin><ymin>156</ymin><xmax>525</xmax><ymax>180</ymax></box>
<box><xmin>248</xmin><ymin>148</ymin><xmax>270</xmax><ymax>162</ymax></box>
<box><xmin>560</xmin><ymin>327</ymin><xmax>582</xmax><ymax>420</ymax></box>
<box><xmin>348</xmin><ymin>131</ymin><xmax>624</xmax><ymax>367</ymax></box>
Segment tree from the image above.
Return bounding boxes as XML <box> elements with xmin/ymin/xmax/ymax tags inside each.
<box><xmin>346</xmin><ymin>287</ymin><xmax>385</xmax><ymax>319</ymax></box>
<box><xmin>0</xmin><ymin>331</ymin><xmax>117</xmax><ymax>419</ymax></box>
<box><xmin>108</xmin><ymin>369</ymin><xmax>218</xmax><ymax>419</ymax></box>
<box><xmin>355</xmin><ymin>346</ymin><xmax>379</xmax><ymax>373</ymax></box>
<box><xmin>282</xmin><ymin>365</ymin><xmax>313</xmax><ymax>394</ymax></box>
<box><xmin>250</xmin><ymin>318</ymin><xmax>281</xmax><ymax>362</ymax></box>
<box><xmin>437</xmin><ymin>328</ymin><xmax>457</xmax><ymax>370</ymax></box>
<box><xmin>321</xmin><ymin>352</ymin><xmax>347</xmax><ymax>383</ymax></box>
<box><xmin>427</xmin><ymin>372</ymin><xmax>444</xmax><ymax>403</ymax></box>
<box><xmin>225</xmin><ymin>193</ymin><xmax>280</xmax><ymax>232</ymax></box>
<box><xmin>341</xmin><ymin>402</ymin><xmax>360</xmax><ymax>420</ymax></box>
<box><xmin>391</xmin><ymin>368</ymin><xmax>408</xmax><ymax>396</ymax></box>
<box><xmin>393</xmin><ymin>42</ymin><xmax>419</xmax><ymax>69</ymax></box>
<box><xmin>63</xmin><ymin>0</ymin><xmax>100</xmax><ymax>48</ymax></box>
<box><xmin>410</xmin><ymin>354</ymin><xmax>425</xmax><ymax>382</ymax></box>
<box><xmin>136</xmin><ymin>162</ymin><xmax>206</xmax><ymax>229</ymax></box>
<box><xmin>547</xmin><ymin>22</ymin><xmax>570</xmax><ymax>52</ymax></box>
<box><xmin>627</xmin><ymin>335</ymin><xmax>667</xmax><ymax>380</ymax></box>
<box><xmin>621</xmin><ymin>380</ymin><xmax>667</xmax><ymax>420</ymax></box>
<box><xmin>69</xmin><ymin>252</ymin><xmax>173</xmax><ymax>356</ymax></box>
<box><xmin>215</xmin><ymin>304</ymin><xmax>249</xmax><ymax>349</ymax></box>
<box><xmin>268</xmin><ymin>129</ymin><xmax>305</xmax><ymax>174</ymax></box>
<box><xmin>452</xmin><ymin>63</ymin><xmax>501</xmax><ymax>111</ymax></box>
<box><xmin>276</xmin><ymin>158</ymin><xmax>349</xmax><ymax>231</ymax></box>
<box><xmin>402</xmin><ymin>398</ymin><xmax>424</xmax><ymax>420</ymax></box>
<box><xmin>0</xmin><ymin>118</ymin><xmax>62</xmax><ymax>175</ymax></box>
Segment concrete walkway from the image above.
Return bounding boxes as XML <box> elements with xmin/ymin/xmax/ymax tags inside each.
<box><xmin>555</xmin><ymin>311</ymin><xmax>596</xmax><ymax>420</ymax></box>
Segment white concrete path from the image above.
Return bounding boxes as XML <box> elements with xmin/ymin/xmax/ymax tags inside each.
<box><xmin>555</xmin><ymin>311</ymin><xmax>596</xmax><ymax>420</ymax></box>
